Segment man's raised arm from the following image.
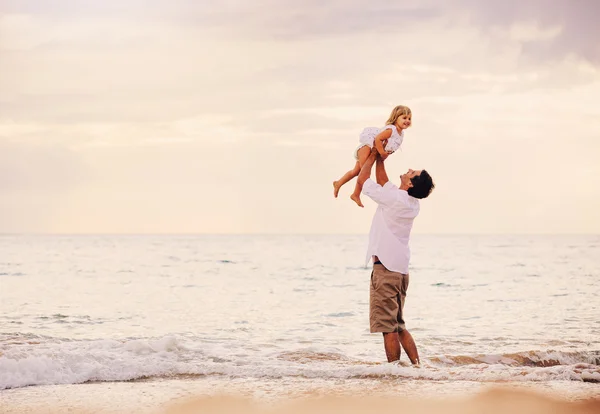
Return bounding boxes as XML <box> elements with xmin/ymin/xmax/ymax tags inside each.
<box><xmin>375</xmin><ymin>155</ymin><xmax>389</xmax><ymax>186</ymax></box>
<box><xmin>362</xmin><ymin>148</ymin><xmax>396</xmax><ymax>208</ymax></box>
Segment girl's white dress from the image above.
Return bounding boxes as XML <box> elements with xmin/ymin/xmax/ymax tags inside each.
<box><xmin>354</xmin><ymin>125</ymin><xmax>404</xmax><ymax>160</ymax></box>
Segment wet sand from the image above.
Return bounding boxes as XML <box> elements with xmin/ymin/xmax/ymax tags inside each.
<box><xmin>2</xmin><ymin>382</ymin><xmax>599</xmax><ymax>414</ymax></box>
<box><xmin>167</xmin><ymin>388</ymin><xmax>600</xmax><ymax>414</ymax></box>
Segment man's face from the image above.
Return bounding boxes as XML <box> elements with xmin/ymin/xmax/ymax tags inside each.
<box><xmin>400</xmin><ymin>169</ymin><xmax>421</xmax><ymax>188</ymax></box>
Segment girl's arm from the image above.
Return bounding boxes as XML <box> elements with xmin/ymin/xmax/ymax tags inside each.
<box><xmin>374</xmin><ymin>129</ymin><xmax>393</xmax><ymax>159</ymax></box>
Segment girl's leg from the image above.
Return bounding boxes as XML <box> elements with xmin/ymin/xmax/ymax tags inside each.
<box><xmin>350</xmin><ymin>146</ymin><xmax>372</xmax><ymax>207</ymax></box>
<box><xmin>333</xmin><ymin>161</ymin><xmax>362</xmax><ymax>198</ymax></box>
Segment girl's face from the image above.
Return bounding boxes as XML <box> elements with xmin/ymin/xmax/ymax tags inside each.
<box><xmin>397</xmin><ymin>113</ymin><xmax>412</xmax><ymax>129</ymax></box>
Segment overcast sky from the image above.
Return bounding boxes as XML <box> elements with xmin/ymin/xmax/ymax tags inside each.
<box><xmin>1</xmin><ymin>0</ymin><xmax>599</xmax><ymax>234</ymax></box>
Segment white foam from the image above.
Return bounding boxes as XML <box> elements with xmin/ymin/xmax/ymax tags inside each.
<box><xmin>0</xmin><ymin>336</ymin><xmax>203</xmax><ymax>389</ymax></box>
<box><xmin>1</xmin><ymin>337</ymin><xmax>598</xmax><ymax>390</ymax></box>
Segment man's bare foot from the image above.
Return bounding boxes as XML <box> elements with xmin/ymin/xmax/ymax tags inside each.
<box><xmin>350</xmin><ymin>194</ymin><xmax>364</xmax><ymax>207</ymax></box>
<box><xmin>333</xmin><ymin>181</ymin><xmax>341</xmax><ymax>198</ymax></box>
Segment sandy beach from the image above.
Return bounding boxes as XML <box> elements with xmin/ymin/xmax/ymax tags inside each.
<box><xmin>2</xmin><ymin>383</ymin><xmax>599</xmax><ymax>414</ymax></box>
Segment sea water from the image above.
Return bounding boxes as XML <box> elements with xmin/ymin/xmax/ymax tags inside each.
<box><xmin>1</xmin><ymin>235</ymin><xmax>599</xmax><ymax>411</ymax></box>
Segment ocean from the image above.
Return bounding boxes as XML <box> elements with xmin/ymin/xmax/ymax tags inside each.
<box><xmin>1</xmin><ymin>234</ymin><xmax>599</xmax><ymax>412</ymax></box>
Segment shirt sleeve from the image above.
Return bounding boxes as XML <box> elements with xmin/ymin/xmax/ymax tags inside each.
<box><xmin>363</xmin><ymin>179</ymin><xmax>398</xmax><ymax>207</ymax></box>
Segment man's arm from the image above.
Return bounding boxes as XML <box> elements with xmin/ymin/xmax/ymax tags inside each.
<box><xmin>361</xmin><ymin>149</ymin><xmax>397</xmax><ymax>208</ymax></box>
<box><xmin>375</xmin><ymin>155</ymin><xmax>389</xmax><ymax>186</ymax></box>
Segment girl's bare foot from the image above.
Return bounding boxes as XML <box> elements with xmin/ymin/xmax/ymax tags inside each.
<box><xmin>350</xmin><ymin>194</ymin><xmax>364</xmax><ymax>207</ymax></box>
<box><xmin>333</xmin><ymin>181</ymin><xmax>341</xmax><ymax>198</ymax></box>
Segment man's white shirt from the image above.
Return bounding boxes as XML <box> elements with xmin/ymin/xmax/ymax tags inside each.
<box><xmin>362</xmin><ymin>178</ymin><xmax>420</xmax><ymax>274</ymax></box>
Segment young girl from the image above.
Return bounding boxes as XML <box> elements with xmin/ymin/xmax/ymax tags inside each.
<box><xmin>333</xmin><ymin>105</ymin><xmax>412</xmax><ymax>207</ymax></box>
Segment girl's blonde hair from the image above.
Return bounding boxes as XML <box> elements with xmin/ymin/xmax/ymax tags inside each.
<box><xmin>385</xmin><ymin>105</ymin><xmax>412</xmax><ymax>125</ymax></box>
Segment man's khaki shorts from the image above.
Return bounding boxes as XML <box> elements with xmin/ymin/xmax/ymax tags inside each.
<box><xmin>369</xmin><ymin>263</ymin><xmax>409</xmax><ymax>333</ymax></box>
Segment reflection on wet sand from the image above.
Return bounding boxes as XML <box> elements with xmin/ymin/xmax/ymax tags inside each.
<box><xmin>165</xmin><ymin>388</ymin><xmax>599</xmax><ymax>414</ymax></box>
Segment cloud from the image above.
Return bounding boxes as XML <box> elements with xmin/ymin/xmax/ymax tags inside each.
<box><xmin>3</xmin><ymin>0</ymin><xmax>598</xmax><ymax>63</ymax></box>
<box><xmin>0</xmin><ymin>139</ymin><xmax>88</xmax><ymax>232</ymax></box>
<box><xmin>456</xmin><ymin>0</ymin><xmax>600</xmax><ymax>63</ymax></box>
<box><xmin>0</xmin><ymin>1</ymin><xmax>599</xmax><ymax>233</ymax></box>
<box><xmin>0</xmin><ymin>139</ymin><xmax>86</xmax><ymax>192</ymax></box>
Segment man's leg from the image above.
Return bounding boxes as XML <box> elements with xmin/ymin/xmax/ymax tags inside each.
<box><xmin>399</xmin><ymin>330</ymin><xmax>420</xmax><ymax>365</ymax></box>
<box><xmin>372</xmin><ymin>263</ymin><xmax>417</xmax><ymax>364</ymax></box>
<box><xmin>397</xmin><ymin>273</ymin><xmax>420</xmax><ymax>365</ymax></box>
<box><xmin>383</xmin><ymin>331</ymin><xmax>420</xmax><ymax>365</ymax></box>
<box><xmin>383</xmin><ymin>332</ymin><xmax>401</xmax><ymax>362</ymax></box>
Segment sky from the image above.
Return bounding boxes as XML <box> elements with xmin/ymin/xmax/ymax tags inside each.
<box><xmin>1</xmin><ymin>0</ymin><xmax>599</xmax><ymax>234</ymax></box>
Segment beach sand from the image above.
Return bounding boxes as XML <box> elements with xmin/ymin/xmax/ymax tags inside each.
<box><xmin>167</xmin><ymin>389</ymin><xmax>600</xmax><ymax>414</ymax></box>
<box><xmin>2</xmin><ymin>384</ymin><xmax>599</xmax><ymax>414</ymax></box>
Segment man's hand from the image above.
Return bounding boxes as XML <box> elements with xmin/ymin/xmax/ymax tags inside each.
<box><xmin>372</xmin><ymin>146</ymin><xmax>389</xmax><ymax>161</ymax></box>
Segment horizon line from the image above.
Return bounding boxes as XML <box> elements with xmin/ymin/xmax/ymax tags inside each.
<box><xmin>1</xmin><ymin>232</ymin><xmax>598</xmax><ymax>237</ymax></box>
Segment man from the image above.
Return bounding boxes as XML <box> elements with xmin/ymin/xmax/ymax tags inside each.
<box><xmin>356</xmin><ymin>148</ymin><xmax>435</xmax><ymax>364</ymax></box>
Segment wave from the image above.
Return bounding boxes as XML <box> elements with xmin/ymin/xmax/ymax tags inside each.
<box><xmin>428</xmin><ymin>350</ymin><xmax>600</xmax><ymax>368</ymax></box>
<box><xmin>1</xmin><ymin>335</ymin><xmax>599</xmax><ymax>390</ymax></box>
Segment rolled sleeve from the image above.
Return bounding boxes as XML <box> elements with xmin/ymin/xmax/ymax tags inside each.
<box><xmin>363</xmin><ymin>179</ymin><xmax>397</xmax><ymax>207</ymax></box>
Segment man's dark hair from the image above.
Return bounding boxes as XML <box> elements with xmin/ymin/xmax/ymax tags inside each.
<box><xmin>408</xmin><ymin>170</ymin><xmax>435</xmax><ymax>199</ymax></box>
